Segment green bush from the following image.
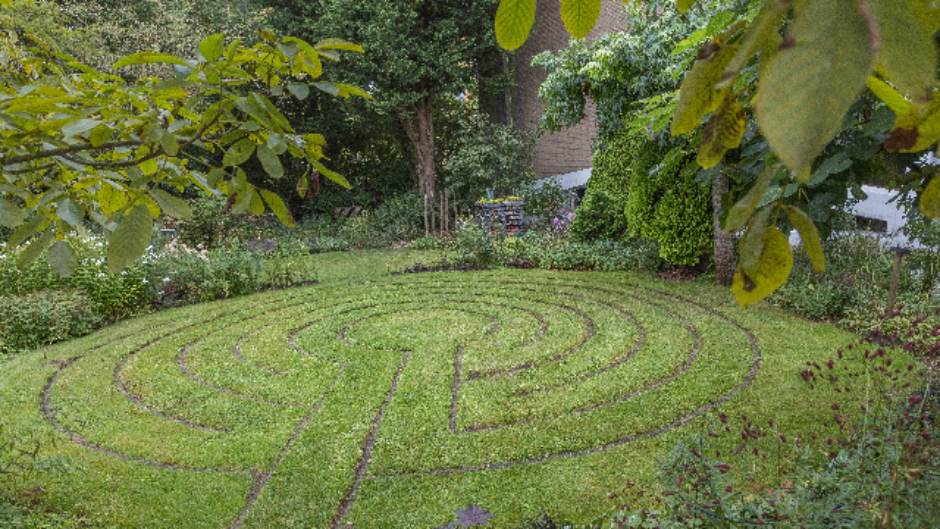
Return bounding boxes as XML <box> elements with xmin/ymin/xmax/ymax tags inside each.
<box><xmin>516</xmin><ymin>178</ymin><xmax>568</xmax><ymax>229</ymax></box>
<box><xmin>538</xmin><ymin>240</ymin><xmax>665</xmax><ymax>272</ymax></box>
<box><xmin>624</xmin><ymin>143</ymin><xmax>712</xmax><ymax>267</ymax></box>
<box><xmin>170</xmin><ymin>196</ymin><xmax>240</xmax><ymax>249</ymax></box>
<box><xmin>448</xmin><ymin>220</ymin><xmax>499</xmax><ymax>268</ymax></box>
<box><xmin>153</xmin><ymin>245</ymin><xmax>263</xmax><ymax>306</ymax></box>
<box><xmin>0</xmin><ymin>291</ymin><xmax>102</xmax><ymax>355</ymax></box>
<box><xmin>589</xmin><ymin>123</ymin><xmax>711</xmax><ymax>267</ymax></box>
<box><xmin>569</xmin><ymin>189</ymin><xmax>628</xmax><ymax>243</ymax></box>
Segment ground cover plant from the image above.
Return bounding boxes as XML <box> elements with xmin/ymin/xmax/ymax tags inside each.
<box><xmin>0</xmin><ymin>258</ymin><xmax>867</xmax><ymax>528</ymax></box>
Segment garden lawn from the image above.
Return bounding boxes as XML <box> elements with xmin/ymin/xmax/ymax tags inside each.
<box><xmin>0</xmin><ymin>251</ymin><xmax>865</xmax><ymax>528</ymax></box>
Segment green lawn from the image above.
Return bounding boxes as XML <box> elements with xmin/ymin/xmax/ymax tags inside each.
<box><xmin>0</xmin><ymin>250</ymin><xmax>864</xmax><ymax>528</ymax></box>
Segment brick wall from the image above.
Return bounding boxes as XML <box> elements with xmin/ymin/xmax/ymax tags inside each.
<box><xmin>511</xmin><ymin>0</ymin><xmax>628</xmax><ymax>178</ymax></box>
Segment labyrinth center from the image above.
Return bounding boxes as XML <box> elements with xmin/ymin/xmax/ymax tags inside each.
<box><xmin>40</xmin><ymin>273</ymin><xmax>760</xmax><ymax>528</ymax></box>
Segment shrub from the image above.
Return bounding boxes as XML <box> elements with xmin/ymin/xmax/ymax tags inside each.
<box><xmin>170</xmin><ymin>196</ymin><xmax>240</xmax><ymax>249</ymax></box>
<box><xmin>624</xmin><ymin>143</ymin><xmax>712</xmax><ymax>267</ymax></box>
<box><xmin>538</xmin><ymin>240</ymin><xmax>665</xmax><ymax>272</ymax></box>
<box><xmin>448</xmin><ymin>219</ymin><xmax>499</xmax><ymax>268</ymax></box>
<box><xmin>609</xmin><ymin>335</ymin><xmax>938</xmax><ymax>529</ymax></box>
<box><xmin>0</xmin><ymin>291</ymin><xmax>102</xmax><ymax>355</ymax></box>
<box><xmin>153</xmin><ymin>244</ymin><xmax>263</xmax><ymax>306</ymax></box>
<box><xmin>569</xmin><ymin>189</ymin><xmax>628</xmax><ymax>243</ymax></box>
<box><xmin>516</xmin><ymin>177</ymin><xmax>569</xmax><ymax>229</ymax></box>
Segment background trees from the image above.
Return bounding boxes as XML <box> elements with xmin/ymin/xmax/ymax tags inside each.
<box><xmin>264</xmin><ymin>0</ymin><xmax>513</xmax><ymax>203</ymax></box>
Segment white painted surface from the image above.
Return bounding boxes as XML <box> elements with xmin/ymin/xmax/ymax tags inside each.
<box><xmin>537</xmin><ymin>168</ymin><xmax>591</xmax><ymax>190</ymax></box>
<box><xmin>789</xmin><ymin>185</ymin><xmax>918</xmax><ymax>248</ymax></box>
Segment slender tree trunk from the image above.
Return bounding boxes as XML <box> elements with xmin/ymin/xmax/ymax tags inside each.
<box><xmin>423</xmin><ymin>194</ymin><xmax>429</xmax><ymax>237</ymax></box>
<box><xmin>713</xmin><ymin>170</ymin><xmax>735</xmax><ymax>286</ymax></box>
<box><xmin>400</xmin><ymin>93</ymin><xmax>436</xmax><ymax>199</ymax></box>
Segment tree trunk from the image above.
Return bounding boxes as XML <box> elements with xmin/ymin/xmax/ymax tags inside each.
<box><xmin>713</xmin><ymin>170</ymin><xmax>735</xmax><ymax>286</ymax></box>
<box><xmin>401</xmin><ymin>93</ymin><xmax>436</xmax><ymax>199</ymax></box>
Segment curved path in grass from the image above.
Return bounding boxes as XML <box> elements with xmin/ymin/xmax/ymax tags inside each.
<box><xmin>20</xmin><ymin>271</ymin><xmax>773</xmax><ymax>528</ymax></box>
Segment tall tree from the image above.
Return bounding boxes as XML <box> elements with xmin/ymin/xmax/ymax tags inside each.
<box><xmin>265</xmin><ymin>0</ymin><xmax>501</xmax><ymax>198</ymax></box>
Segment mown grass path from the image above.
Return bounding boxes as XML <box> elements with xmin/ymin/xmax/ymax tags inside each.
<box><xmin>0</xmin><ymin>265</ymin><xmax>857</xmax><ymax>528</ymax></box>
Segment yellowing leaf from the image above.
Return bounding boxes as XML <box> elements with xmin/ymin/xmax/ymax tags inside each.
<box><xmin>757</xmin><ymin>0</ymin><xmax>876</xmax><ymax>174</ymax></box>
<box><xmin>866</xmin><ymin>77</ymin><xmax>912</xmax><ymax>115</ymax></box>
<box><xmin>725</xmin><ymin>164</ymin><xmax>781</xmax><ymax>233</ymax></box>
<box><xmin>561</xmin><ymin>0</ymin><xmax>602</xmax><ymax>39</ymax></box>
<box><xmin>865</xmin><ymin>0</ymin><xmax>937</xmax><ymax>99</ymax></box>
<box><xmin>98</xmin><ymin>183</ymin><xmax>125</xmax><ymax>217</ymax></box>
<box><xmin>885</xmin><ymin>91</ymin><xmax>940</xmax><ymax>152</ymax></box>
<box><xmin>107</xmin><ymin>205</ymin><xmax>153</xmax><ymax>274</ymax></box>
<box><xmin>249</xmin><ymin>190</ymin><xmax>265</xmax><ymax>215</ymax></box>
<box><xmin>310</xmin><ymin>159</ymin><xmax>350</xmax><ymax>189</ymax></box>
<box><xmin>260</xmin><ymin>189</ymin><xmax>295</xmax><ymax>227</ymax></box>
<box><xmin>671</xmin><ymin>43</ymin><xmax>740</xmax><ymax>135</ymax></box>
<box><xmin>783</xmin><ymin>205</ymin><xmax>824</xmax><ymax>272</ymax></box>
<box><xmin>698</xmin><ymin>96</ymin><xmax>746</xmax><ymax>168</ymax></box>
<box><xmin>496</xmin><ymin>0</ymin><xmax>536</xmax><ymax>51</ymax></box>
<box><xmin>139</xmin><ymin>157</ymin><xmax>159</xmax><ymax>176</ymax></box>
<box><xmin>677</xmin><ymin>0</ymin><xmax>697</xmax><ymax>13</ymax></box>
<box><xmin>139</xmin><ymin>195</ymin><xmax>161</xmax><ymax>217</ymax></box>
<box><xmin>732</xmin><ymin>226</ymin><xmax>793</xmax><ymax>309</ymax></box>
<box><xmin>920</xmin><ymin>173</ymin><xmax>940</xmax><ymax>219</ymax></box>
<box><xmin>89</xmin><ymin>124</ymin><xmax>112</xmax><ymax>148</ymax></box>
<box><xmin>740</xmin><ymin>206</ymin><xmax>773</xmax><ymax>275</ymax></box>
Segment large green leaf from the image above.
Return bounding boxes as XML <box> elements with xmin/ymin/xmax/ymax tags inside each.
<box><xmin>113</xmin><ymin>52</ymin><xmax>190</xmax><ymax>69</ymax></box>
<box><xmin>757</xmin><ymin>0</ymin><xmax>877</xmax><ymax>174</ymax></box>
<box><xmin>148</xmin><ymin>189</ymin><xmax>192</xmax><ymax>220</ymax></box>
<box><xmin>560</xmin><ymin>0</ymin><xmax>601</xmax><ymax>39</ymax></box>
<box><xmin>0</xmin><ymin>197</ymin><xmax>24</xmax><ymax>228</ymax></box>
<box><xmin>199</xmin><ymin>34</ymin><xmax>225</xmax><ymax>63</ymax></box>
<box><xmin>57</xmin><ymin>197</ymin><xmax>84</xmax><ymax>227</ymax></box>
<box><xmin>8</xmin><ymin>214</ymin><xmax>48</xmax><ymax>248</ymax></box>
<box><xmin>61</xmin><ymin>118</ymin><xmax>101</xmax><ymax>138</ymax></box>
<box><xmin>732</xmin><ymin>226</ymin><xmax>793</xmax><ymax>309</ymax></box>
<box><xmin>256</xmin><ymin>144</ymin><xmax>284</xmax><ymax>179</ymax></box>
<box><xmin>16</xmin><ymin>230</ymin><xmax>55</xmax><ymax>270</ymax></box>
<box><xmin>865</xmin><ymin>0</ymin><xmax>937</xmax><ymax>99</ymax></box>
<box><xmin>783</xmin><ymin>205</ymin><xmax>824</xmax><ymax>272</ymax></box>
<box><xmin>496</xmin><ymin>0</ymin><xmax>536</xmax><ymax>51</ymax></box>
<box><xmin>48</xmin><ymin>240</ymin><xmax>78</xmax><ymax>278</ymax></box>
<box><xmin>223</xmin><ymin>138</ymin><xmax>257</xmax><ymax>167</ymax></box>
<box><xmin>260</xmin><ymin>189</ymin><xmax>295</xmax><ymax>227</ymax></box>
<box><xmin>107</xmin><ymin>205</ymin><xmax>153</xmax><ymax>274</ymax></box>
<box><xmin>671</xmin><ymin>43</ymin><xmax>739</xmax><ymax>135</ymax></box>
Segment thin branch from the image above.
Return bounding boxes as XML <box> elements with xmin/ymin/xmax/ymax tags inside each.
<box><xmin>5</xmin><ymin>162</ymin><xmax>55</xmax><ymax>175</ymax></box>
<box><xmin>1</xmin><ymin>140</ymin><xmax>141</xmax><ymax>167</ymax></box>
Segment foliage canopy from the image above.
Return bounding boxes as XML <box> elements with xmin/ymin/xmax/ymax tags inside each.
<box><xmin>0</xmin><ymin>0</ymin><xmax>367</xmax><ymax>275</ymax></box>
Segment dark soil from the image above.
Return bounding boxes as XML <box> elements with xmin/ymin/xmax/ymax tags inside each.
<box><xmin>390</xmin><ymin>262</ymin><xmax>488</xmax><ymax>275</ymax></box>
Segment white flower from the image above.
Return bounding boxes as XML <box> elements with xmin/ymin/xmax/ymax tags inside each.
<box><xmin>141</xmin><ymin>278</ymin><xmax>148</xmax><ymax>284</ymax></box>
<box><xmin>98</xmin><ymin>273</ymin><xmax>105</xmax><ymax>278</ymax></box>
<box><xmin>163</xmin><ymin>277</ymin><xmax>171</xmax><ymax>282</ymax></box>
<box><xmin>121</xmin><ymin>270</ymin><xmax>127</xmax><ymax>276</ymax></box>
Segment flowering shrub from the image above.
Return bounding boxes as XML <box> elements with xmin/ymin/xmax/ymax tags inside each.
<box><xmin>0</xmin><ymin>291</ymin><xmax>102</xmax><ymax>354</ymax></box>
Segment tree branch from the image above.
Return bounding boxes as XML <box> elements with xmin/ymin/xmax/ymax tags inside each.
<box><xmin>0</xmin><ymin>140</ymin><xmax>142</xmax><ymax>167</ymax></box>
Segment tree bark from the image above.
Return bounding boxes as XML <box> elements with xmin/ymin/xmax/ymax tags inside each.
<box><xmin>400</xmin><ymin>93</ymin><xmax>436</xmax><ymax>199</ymax></box>
<box><xmin>713</xmin><ymin>170</ymin><xmax>735</xmax><ymax>286</ymax></box>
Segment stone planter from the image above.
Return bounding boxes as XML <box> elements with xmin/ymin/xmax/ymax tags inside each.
<box><xmin>473</xmin><ymin>201</ymin><xmax>525</xmax><ymax>236</ymax></box>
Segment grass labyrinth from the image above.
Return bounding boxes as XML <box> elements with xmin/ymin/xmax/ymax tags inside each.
<box><xmin>0</xmin><ymin>269</ymin><xmax>856</xmax><ymax>528</ymax></box>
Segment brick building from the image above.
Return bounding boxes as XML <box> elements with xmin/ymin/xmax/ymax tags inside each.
<box><xmin>483</xmin><ymin>1</ymin><xmax>628</xmax><ymax>188</ymax></box>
